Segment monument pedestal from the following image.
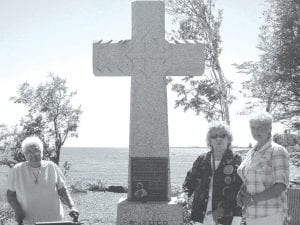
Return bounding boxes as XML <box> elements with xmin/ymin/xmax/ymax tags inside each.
<box><xmin>116</xmin><ymin>197</ymin><xmax>184</xmax><ymax>225</ymax></box>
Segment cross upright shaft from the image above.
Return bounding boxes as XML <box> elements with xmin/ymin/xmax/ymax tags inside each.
<box><xmin>93</xmin><ymin>1</ymin><xmax>205</xmax><ymax>200</ymax></box>
<box><xmin>129</xmin><ymin>1</ymin><xmax>169</xmax><ymax>158</ymax></box>
<box><xmin>132</xmin><ymin>1</ymin><xmax>165</xmax><ymax>40</ymax></box>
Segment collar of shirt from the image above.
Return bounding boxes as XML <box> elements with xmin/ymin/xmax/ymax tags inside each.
<box><xmin>239</xmin><ymin>139</ymin><xmax>271</xmax><ymax>178</ymax></box>
<box><xmin>252</xmin><ymin>139</ymin><xmax>272</xmax><ymax>156</ymax></box>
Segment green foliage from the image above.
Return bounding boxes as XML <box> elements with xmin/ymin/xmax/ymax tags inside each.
<box><xmin>61</xmin><ymin>161</ymin><xmax>72</xmax><ymax>176</ymax></box>
<box><xmin>171</xmin><ymin>77</ymin><xmax>234</xmax><ymax>121</ymax></box>
<box><xmin>0</xmin><ymin>124</ymin><xmax>25</xmax><ymax>167</ymax></box>
<box><xmin>274</xmin><ymin>131</ymin><xmax>300</xmax><ymax>168</ymax></box>
<box><xmin>0</xmin><ymin>204</ymin><xmax>14</xmax><ymax>225</ymax></box>
<box><xmin>182</xmin><ymin>202</ymin><xmax>193</xmax><ymax>225</ymax></box>
<box><xmin>0</xmin><ymin>74</ymin><xmax>83</xmax><ymax>166</ymax></box>
<box><xmin>234</xmin><ymin>0</ymin><xmax>300</xmax><ymax>130</ymax></box>
<box><xmin>290</xmin><ymin>152</ymin><xmax>300</xmax><ymax>168</ymax></box>
<box><xmin>166</xmin><ymin>0</ymin><xmax>232</xmax><ymax>123</ymax></box>
<box><xmin>70</xmin><ymin>181</ymin><xmax>89</xmax><ymax>194</ymax></box>
<box><xmin>69</xmin><ymin>180</ymin><xmax>106</xmax><ymax>193</ymax></box>
<box><xmin>273</xmin><ymin>131</ymin><xmax>300</xmax><ymax>148</ymax></box>
<box><xmin>86</xmin><ymin>180</ymin><xmax>106</xmax><ymax>192</ymax></box>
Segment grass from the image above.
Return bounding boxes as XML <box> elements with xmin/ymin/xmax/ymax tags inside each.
<box><xmin>67</xmin><ymin>192</ymin><xmax>126</xmax><ymax>225</ymax></box>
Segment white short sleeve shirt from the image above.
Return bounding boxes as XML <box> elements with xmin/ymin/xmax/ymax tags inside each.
<box><xmin>7</xmin><ymin>160</ymin><xmax>67</xmax><ymax>225</ymax></box>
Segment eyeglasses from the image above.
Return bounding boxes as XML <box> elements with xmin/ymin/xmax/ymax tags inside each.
<box><xmin>210</xmin><ymin>134</ymin><xmax>227</xmax><ymax>139</ymax></box>
<box><xmin>25</xmin><ymin>146</ymin><xmax>41</xmax><ymax>155</ymax></box>
<box><xmin>25</xmin><ymin>150</ymin><xmax>41</xmax><ymax>156</ymax></box>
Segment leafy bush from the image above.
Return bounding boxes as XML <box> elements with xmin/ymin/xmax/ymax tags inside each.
<box><xmin>86</xmin><ymin>180</ymin><xmax>106</xmax><ymax>192</ymax></box>
<box><xmin>69</xmin><ymin>180</ymin><xmax>106</xmax><ymax>193</ymax></box>
<box><xmin>61</xmin><ymin>161</ymin><xmax>71</xmax><ymax>176</ymax></box>
<box><xmin>273</xmin><ymin>132</ymin><xmax>300</xmax><ymax>148</ymax></box>
<box><xmin>0</xmin><ymin>204</ymin><xmax>14</xmax><ymax>225</ymax></box>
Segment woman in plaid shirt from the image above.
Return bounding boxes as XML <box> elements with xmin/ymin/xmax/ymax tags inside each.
<box><xmin>237</xmin><ymin>112</ymin><xmax>289</xmax><ymax>225</ymax></box>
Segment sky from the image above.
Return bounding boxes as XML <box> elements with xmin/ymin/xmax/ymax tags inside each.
<box><xmin>0</xmin><ymin>0</ymin><xmax>280</xmax><ymax>148</ymax></box>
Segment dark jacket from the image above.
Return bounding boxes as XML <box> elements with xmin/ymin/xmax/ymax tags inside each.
<box><xmin>183</xmin><ymin>149</ymin><xmax>243</xmax><ymax>225</ymax></box>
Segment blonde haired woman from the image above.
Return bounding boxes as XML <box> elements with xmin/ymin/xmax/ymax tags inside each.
<box><xmin>237</xmin><ymin>111</ymin><xmax>289</xmax><ymax>225</ymax></box>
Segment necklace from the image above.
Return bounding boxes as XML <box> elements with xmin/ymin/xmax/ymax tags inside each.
<box><xmin>28</xmin><ymin>163</ymin><xmax>41</xmax><ymax>184</ymax></box>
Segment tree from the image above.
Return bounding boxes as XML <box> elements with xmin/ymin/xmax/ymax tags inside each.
<box><xmin>234</xmin><ymin>0</ymin><xmax>300</xmax><ymax>131</ymax></box>
<box><xmin>6</xmin><ymin>74</ymin><xmax>83</xmax><ymax>165</ymax></box>
<box><xmin>0</xmin><ymin>124</ymin><xmax>21</xmax><ymax>167</ymax></box>
<box><xmin>273</xmin><ymin>131</ymin><xmax>300</xmax><ymax>148</ymax></box>
<box><xmin>273</xmin><ymin>0</ymin><xmax>300</xmax><ymax>130</ymax></box>
<box><xmin>166</xmin><ymin>0</ymin><xmax>233</xmax><ymax>124</ymax></box>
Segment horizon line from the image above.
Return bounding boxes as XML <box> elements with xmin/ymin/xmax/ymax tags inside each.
<box><xmin>62</xmin><ymin>146</ymin><xmax>251</xmax><ymax>149</ymax></box>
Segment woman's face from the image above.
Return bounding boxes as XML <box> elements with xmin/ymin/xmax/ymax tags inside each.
<box><xmin>24</xmin><ymin>144</ymin><xmax>42</xmax><ymax>164</ymax></box>
<box><xmin>209</xmin><ymin>128</ymin><xmax>229</xmax><ymax>153</ymax></box>
<box><xmin>250</xmin><ymin>122</ymin><xmax>271</xmax><ymax>145</ymax></box>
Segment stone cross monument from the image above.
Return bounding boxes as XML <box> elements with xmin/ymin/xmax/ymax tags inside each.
<box><xmin>93</xmin><ymin>1</ymin><xmax>204</xmax><ymax>224</ymax></box>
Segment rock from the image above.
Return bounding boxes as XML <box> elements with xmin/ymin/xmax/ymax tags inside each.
<box><xmin>107</xmin><ymin>186</ymin><xmax>128</xmax><ymax>193</ymax></box>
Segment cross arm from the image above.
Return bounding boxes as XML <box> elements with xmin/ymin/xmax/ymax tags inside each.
<box><xmin>165</xmin><ymin>40</ymin><xmax>205</xmax><ymax>77</ymax></box>
<box><xmin>93</xmin><ymin>40</ymin><xmax>132</xmax><ymax>76</ymax></box>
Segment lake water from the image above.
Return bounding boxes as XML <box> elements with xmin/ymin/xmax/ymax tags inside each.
<box><xmin>2</xmin><ymin>146</ymin><xmax>299</xmax><ymax>199</ymax></box>
<box><xmin>0</xmin><ymin>147</ymin><xmax>232</xmax><ymax>202</ymax></box>
<box><xmin>59</xmin><ymin>147</ymin><xmax>210</xmax><ymax>188</ymax></box>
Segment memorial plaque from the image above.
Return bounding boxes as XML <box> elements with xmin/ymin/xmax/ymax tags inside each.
<box><xmin>131</xmin><ymin>157</ymin><xmax>168</xmax><ymax>201</ymax></box>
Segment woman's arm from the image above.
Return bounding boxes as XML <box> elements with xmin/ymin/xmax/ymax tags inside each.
<box><xmin>6</xmin><ymin>190</ymin><xmax>25</xmax><ymax>223</ymax></box>
<box><xmin>183</xmin><ymin>155</ymin><xmax>206</xmax><ymax>196</ymax></box>
<box><xmin>253</xmin><ymin>182</ymin><xmax>286</xmax><ymax>202</ymax></box>
<box><xmin>57</xmin><ymin>187</ymin><xmax>76</xmax><ymax>209</ymax></box>
<box><xmin>57</xmin><ymin>187</ymin><xmax>79</xmax><ymax>221</ymax></box>
<box><xmin>241</xmin><ymin>182</ymin><xmax>286</xmax><ymax>206</ymax></box>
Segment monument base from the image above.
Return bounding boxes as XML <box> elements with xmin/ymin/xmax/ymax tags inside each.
<box><xmin>116</xmin><ymin>197</ymin><xmax>184</xmax><ymax>225</ymax></box>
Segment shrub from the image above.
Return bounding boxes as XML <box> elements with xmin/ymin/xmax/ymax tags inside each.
<box><xmin>70</xmin><ymin>181</ymin><xmax>88</xmax><ymax>194</ymax></box>
<box><xmin>0</xmin><ymin>204</ymin><xmax>14</xmax><ymax>225</ymax></box>
<box><xmin>61</xmin><ymin>161</ymin><xmax>71</xmax><ymax>176</ymax></box>
<box><xmin>86</xmin><ymin>180</ymin><xmax>106</xmax><ymax>192</ymax></box>
<box><xmin>70</xmin><ymin>180</ymin><xmax>106</xmax><ymax>193</ymax></box>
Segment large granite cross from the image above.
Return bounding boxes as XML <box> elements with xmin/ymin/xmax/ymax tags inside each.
<box><xmin>93</xmin><ymin>1</ymin><xmax>204</xmax><ymax>202</ymax></box>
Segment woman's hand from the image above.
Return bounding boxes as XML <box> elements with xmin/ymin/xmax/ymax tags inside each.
<box><xmin>14</xmin><ymin>208</ymin><xmax>25</xmax><ymax>224</ymax></box>
<box><xmin>6</xmin><ymin>190</ymin><xmax>25</xmax><ymax>224</ymax></box>
<box><xmin>240</xmin><ymin>192</ymin><xmax>255</xmax><ymax>207</ymax></box>
<box><xmin>212</xmin><ymin>207</ymin><xmax>224</xmax><ymax>223</ymax></box>
<box><xmin>236</xmin><ymin>184</ymin><xmax>254</xmax><ymax>207</ymax></box>
<box><xmin>236</xmin><ymin>188</ymin><xmax>244</xmax><ymax>207</ymax></box>
<box><xmin>237</xmin><ymin>188</ymin><xmax>255</xmax><ymax>207</ymax></box>
<box><xmin>69</xmin><ymin>207</ymin><xmax>79</xmax><ymax>222</ymax></box>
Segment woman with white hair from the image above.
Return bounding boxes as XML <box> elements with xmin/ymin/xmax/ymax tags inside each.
<box><xmin>237</xmin><ymin>111</ymin><xmax>289</xmax><ymax>225</ymax></box>
<box><xmin>181</xmin><ymin>121</ymin><xmax>243</xmax><ymax>225</ymax></box>
<box><xmin>6</xmin><ymin>136</ymin><xmax>78</xmax><ymax>225</ymax></box>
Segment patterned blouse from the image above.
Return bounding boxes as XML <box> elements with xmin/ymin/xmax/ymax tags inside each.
<box><xmin>237</xmin><ymin>140</ymin><xmax>289</xmax><ymax>218</ymax></box>
<box><xmin>183</xmin><ymin>149</ymin><xmax>243</xmax><ymax>224</ymax></box>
